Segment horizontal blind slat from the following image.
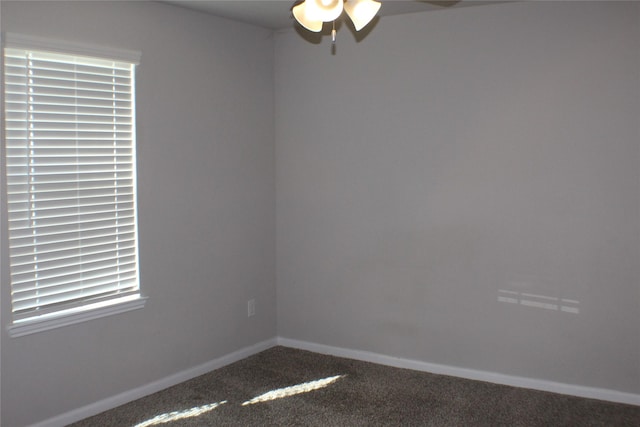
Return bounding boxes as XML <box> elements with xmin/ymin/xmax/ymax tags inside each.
<box><xmin>13</xmin><ymin>279</ymin><xmax>139</xmax><ymax>312</ymax></box>
<box><xmin>9</xmin><ymin>223</ymin><xmax>136</xmax><ymax>246</ymax></box>
<box><xmin>8</xmin><ymin>206</ymin><xmax>135</xmax><ymax>225</ymax></box>
<box><xmin>12</xmin><ymin>259</ymin><xmax>138</xmax><ymax>289</ymax></box>
<box><xmin>9</xmin><ymin>239</ymin><xmax>137</xmax><ymax>265</ymax></box>
<box><xmin>12</xmin><ymin>290</ymin><xmax>140</xmax><ymax>321</ymax></box>
<box><xmin>13</xmin><ymin>287</ymin><xmax>139</xmax><ymax>317</ymax></box>
<box><xmin>10</xmin><ymin>246</ymin><xmax>137</xmax><ymax>273</ymax></box>
<box><xmin>9</xmin><ymin>228</ymin><xmax>137</xmax><ymax>251</ymax></box>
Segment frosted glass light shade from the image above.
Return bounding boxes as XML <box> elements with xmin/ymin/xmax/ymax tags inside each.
<box><xmin>292</xmin><ymin>1</ymin><xmax>323</xmax><ymax>32</ymax></box>
<box><xmin>343</xmin><ymin>0</ymin><xmax>381</xmax><ymax>31</ymax></box>
<box><xmin>307</xmin><ymin>0</ymin><xmax>344</xmax><ymax>22</ymax></box>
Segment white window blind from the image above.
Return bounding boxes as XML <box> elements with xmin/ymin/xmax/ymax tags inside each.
<box><xmin>4</xmin><ymin>40</ymin><xmax>142</xmax><ymax>326</ymax></box>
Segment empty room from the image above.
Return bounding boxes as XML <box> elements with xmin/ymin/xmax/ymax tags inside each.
<box><xmin>0</xmin><ymin>1</ymin><xmax>639</xmax><ymax>426</ymax></box>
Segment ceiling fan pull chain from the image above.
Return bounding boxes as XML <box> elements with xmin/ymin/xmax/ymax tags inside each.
<box><xmin>332</xmin><ymin>20</ymin><xmax>337</xmax><ymax>43</ymax></box>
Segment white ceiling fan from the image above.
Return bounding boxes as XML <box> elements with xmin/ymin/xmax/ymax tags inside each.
<box><xmin>163</xmin><ymin>1</ymin><xmax>472</xmax><ymax>32</ymax></box>
<box><xmin>291</xmin><ymin>0</ymin><xmax>460</xmax><ymax>32</ymax></box>
<box><xmin>291</xmin><ymin>0</ymin><xmax>461</xmax><ymax>43</ymax></box>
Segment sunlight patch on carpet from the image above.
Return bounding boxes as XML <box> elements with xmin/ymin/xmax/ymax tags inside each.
<box><xmin>134</xmin><ymin>401</ymin><xmax>226</xmax><ymax>426</ymax></box>
<box><xmin>242</xmin><ymin>375</ymin><xmax>345</xmax><ymax>406</ymax></box>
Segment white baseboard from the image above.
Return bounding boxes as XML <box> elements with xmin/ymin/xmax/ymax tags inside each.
<box><xmin>28</xmin><ymin>338</ymin><xmax>278</xmax><ymax>427</ymax></box>
<box><xmin>277</xmin><ymin>337</ymin><xmax>640</xmax><ymax>407</ymax></box>
<box><xmin>29</xmin><ymin>335</ymin><xmax>639</xmax><ymax>427</ymax></box>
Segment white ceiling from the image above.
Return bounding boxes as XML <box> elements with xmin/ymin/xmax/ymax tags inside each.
<box><xmin>161</xmin><ymin>1</ymin><xmax>501</xmax><ymax>31</ymax></box>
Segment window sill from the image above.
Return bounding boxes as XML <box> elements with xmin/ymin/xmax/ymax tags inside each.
<box><xmin>7</xmin><ymin>296</ymin><xmax>148</xmax><ymax>338</ymax></box>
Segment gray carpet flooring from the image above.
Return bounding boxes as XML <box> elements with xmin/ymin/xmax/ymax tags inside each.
<box><xmin>69</xmin><ymin>346</ymin><xmax>640</xmax><ymax>426</ymax></box>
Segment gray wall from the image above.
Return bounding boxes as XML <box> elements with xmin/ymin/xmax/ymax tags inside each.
<box><xmin>275</xmin><ymin>1</ymin><xmax>640</xmax><ymax>394</ymax></box>
<box><xmin>2</xmin><ymin>0</ymin><xmax>639</xmax><ymax>426</ymax></box>
<box><xmin>1</xmin><ymin>2</ymin><xmax>276</xmax><ymax>426</ymax></box>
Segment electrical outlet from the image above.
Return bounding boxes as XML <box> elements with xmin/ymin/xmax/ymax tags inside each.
<box><xmin>248</xmin><ymin>299</ymin><xmax>256</xmax><ymax>317</ymax></box>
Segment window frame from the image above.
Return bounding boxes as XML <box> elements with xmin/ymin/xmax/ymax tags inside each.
<box><xmin>2</xmin><ymin>34</ymin><xmax>146</xmax><ymax>337</ymax></box>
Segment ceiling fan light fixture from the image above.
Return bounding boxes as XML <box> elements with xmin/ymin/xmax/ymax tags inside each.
<box><xmin>292</xmin><ymin>1</ymin><xmax>324</xmax><ymax>32</ymax></box>
<box><xmin>306</xmin><ymin>0</ymin><xmax>344</xmax><ymax>22</ymax></box>
<box><xmin>291</xmin><ymin>0</ymin><xmax>381</xmax><ymax>39</ymax></box>
<box><xmin>343</xmin><ymin>0</ymin><xmax>381</xmax><ymax>31</ymax></box>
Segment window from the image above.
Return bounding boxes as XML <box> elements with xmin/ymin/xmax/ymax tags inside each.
<box><xmin>3</xmin><ymin>35</ymin><xmax>145</xmax><ymax>336</ymax></box>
